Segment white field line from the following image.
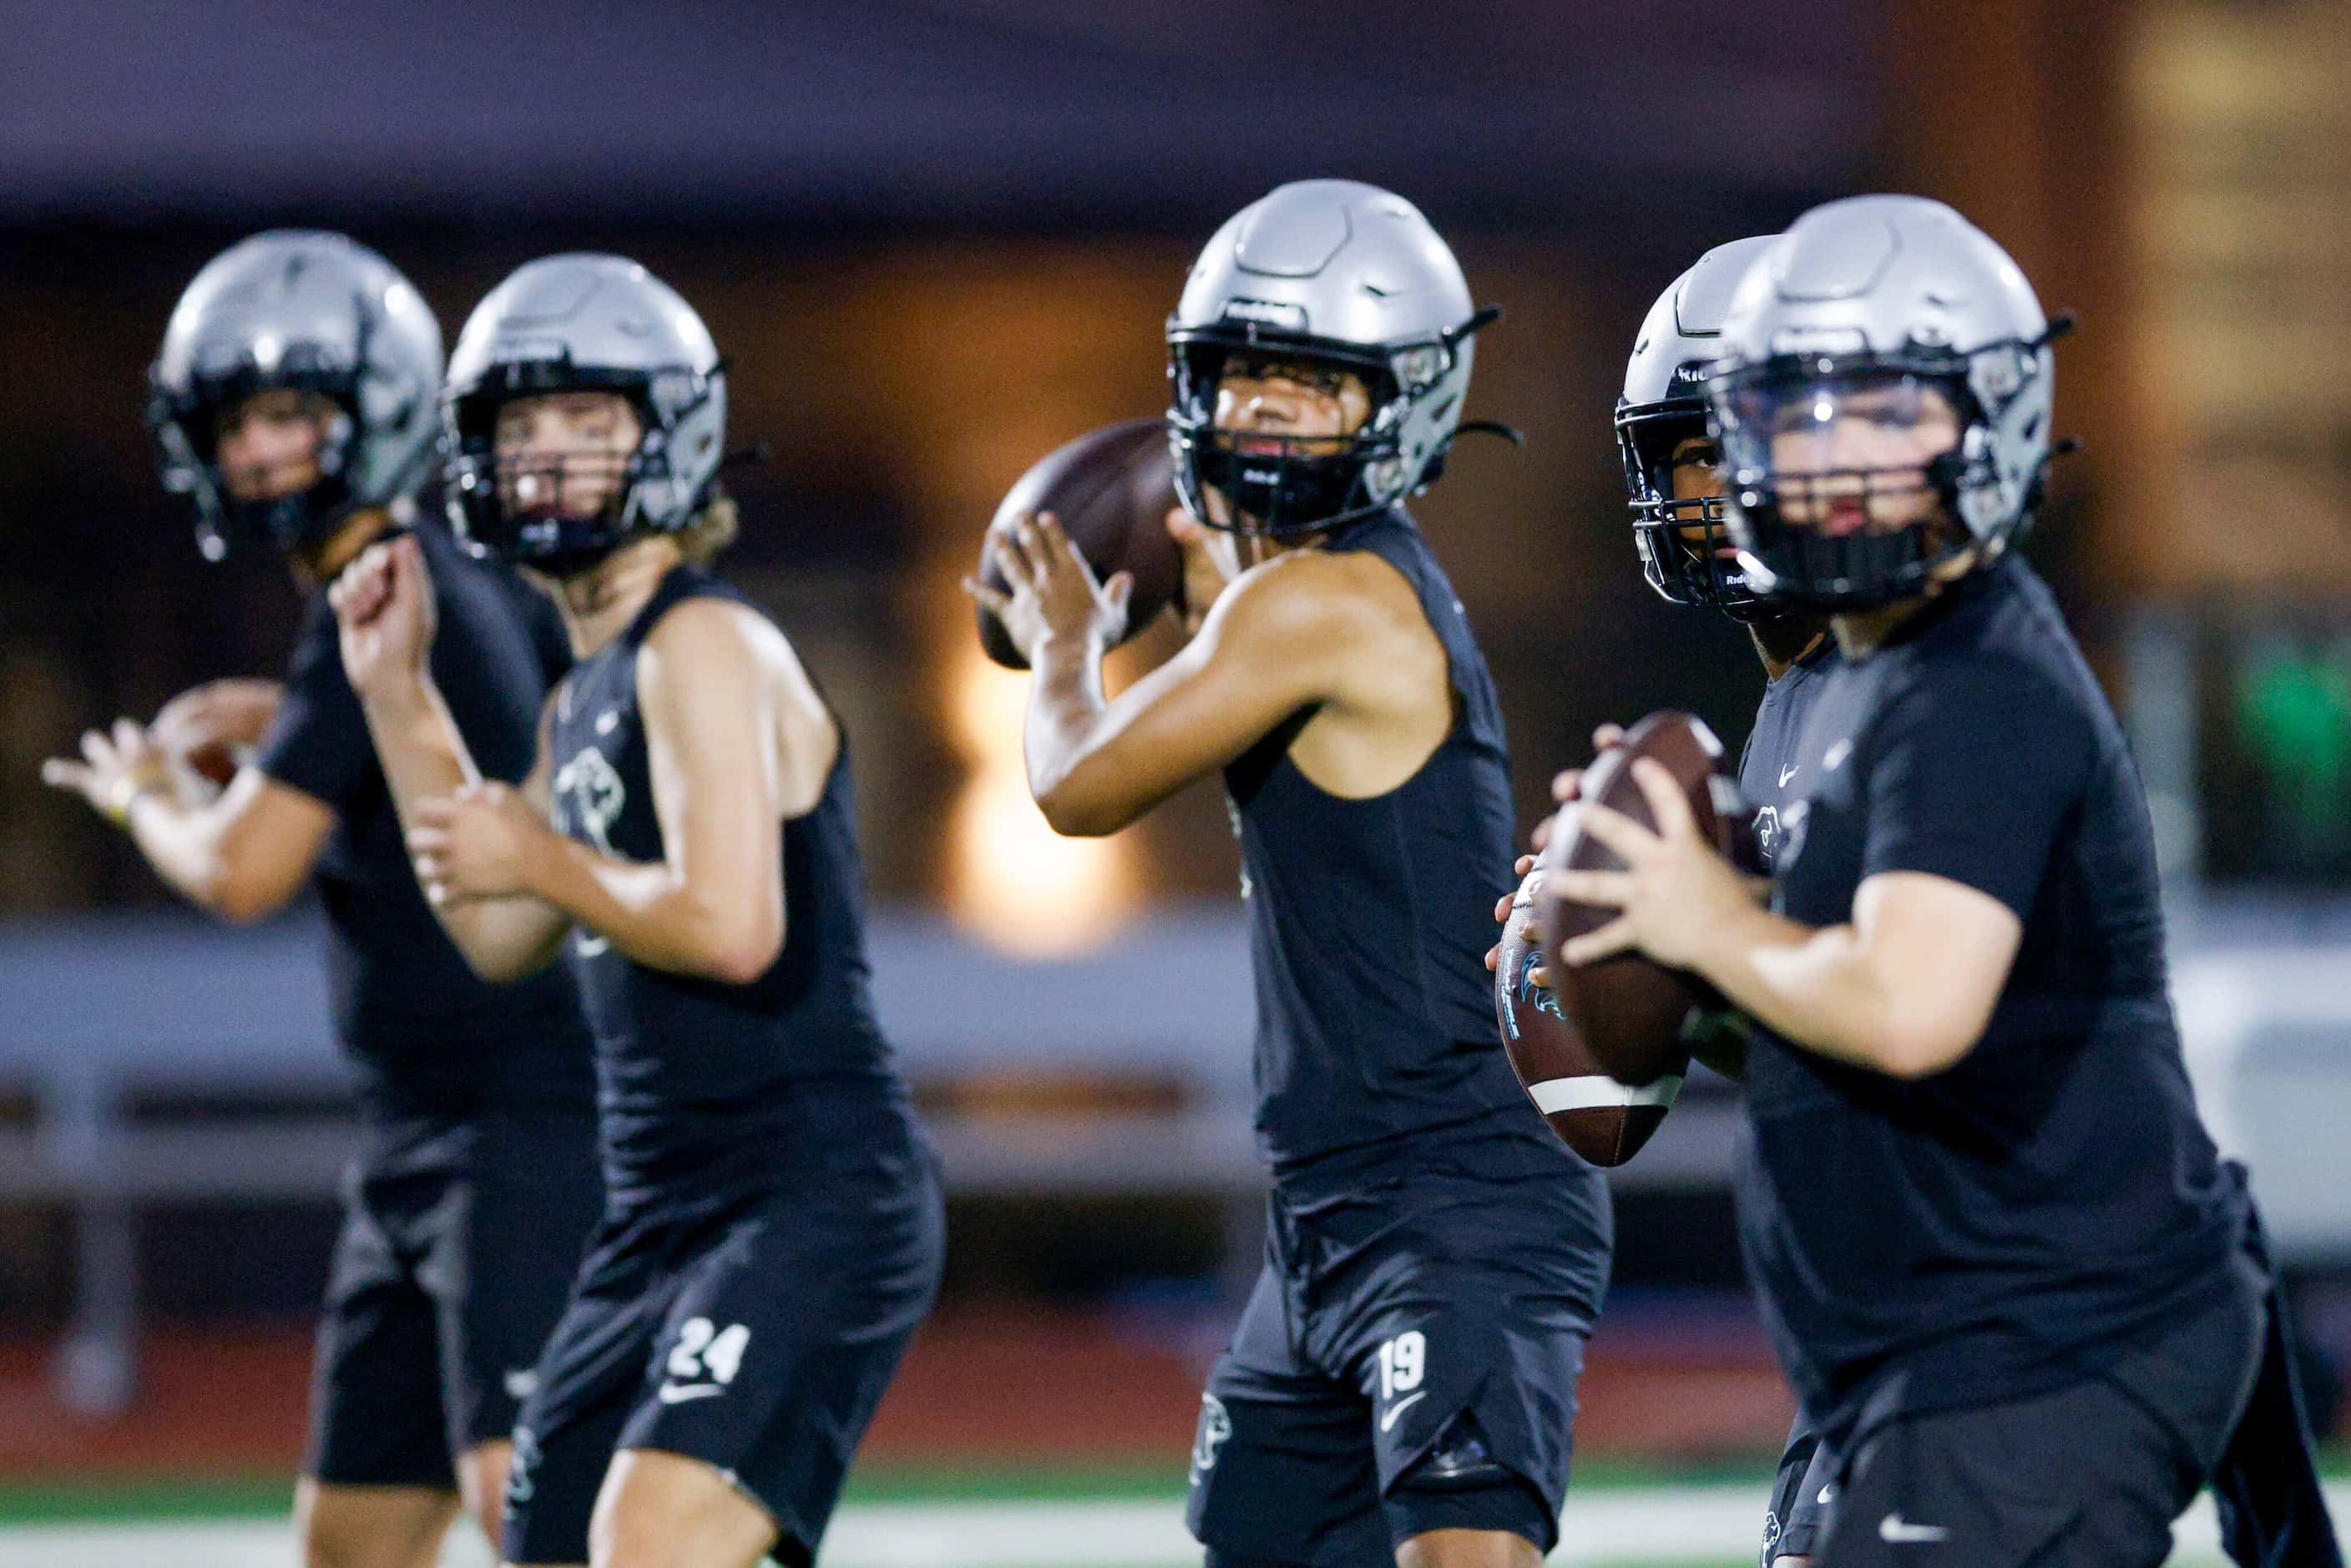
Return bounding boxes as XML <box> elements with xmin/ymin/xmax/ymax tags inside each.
<box><xmin>1</xmin><ymin>1483</ymin><xmax>2342</xmax><ymax>1567</ymax></box>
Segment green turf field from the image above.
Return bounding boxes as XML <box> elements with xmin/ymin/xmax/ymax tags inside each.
<box><xmin>2</xmin><ymin>1467</ymin><xmax>2344</xmax><ymax>1567</ymax></box>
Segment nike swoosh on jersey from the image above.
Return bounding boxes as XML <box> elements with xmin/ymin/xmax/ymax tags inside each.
<box><xmin>1878</xmin><ymin>1514</ymin><xmax>1949</xmax><ymax>1544</ymax></box>
<box><xmin>1378</xmin><ymin>1390</ymin><xmax>1428</xmax><ymax>1433</ymax></box>
<box><xmin>655</xmin><ymin>1382</ymin><xmax>723</xmax><ymax>1405</ymax></box>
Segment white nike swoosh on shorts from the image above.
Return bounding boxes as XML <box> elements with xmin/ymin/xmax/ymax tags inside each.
<box><xmin>1378</xmin><ymin>1390</ymin><xmax>1427</xmax><ymax>1433</ymax></box>
<box><xmin>1878</xmin><ymin>1513</ymin><xmax>1949</xmax><ymax>1544</ymax></box>
<box><xmin>656</xmin><ymin>1382</ymin><xmax>722</xmax><ymax>1405</ymax></box>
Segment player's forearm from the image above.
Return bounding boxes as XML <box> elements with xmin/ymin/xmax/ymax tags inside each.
<box><xmin>1686</xmin><ymin>907</ymin><xmax>1948</xmax><ymax>1079</ymax></box>
<box><xmin>523</xmin><ymin>836</ymin><xmax>780</xmax><ymax>984</ymax></box>
<box><xmin>356</xmin><ymin>678</ymin><xmax>561</xmax><ymax>977</ymax></box>
<box><xmin>356</xmin><ymin>675</ymin><xmax>482</xmax><ymax>814</ymax></box>
<box><xmin>1022</xmin><ymin>631</ymin><xmax>1133</xmax><ymax>836</ymax></box>
<box><xmin>122</xmin><ymin>794</ymin><xmax>268</xmax><ymax>920</ymax></box>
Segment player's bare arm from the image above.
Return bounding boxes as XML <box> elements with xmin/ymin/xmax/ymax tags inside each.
<box><xmin>331</xmin><ymin>531</ymin><xmax>573</xmax><ymax>979</ymax></box>
<box><xmin>1547</xmin><ymin>756</ymin><xmax>2020</xmax><ymax>1080</ymax></box>
<box><xmin>968</xmin><ymin>510</ymin><xmax>1440</xmax><ymax>837</ymax></box>
<box><xmin>432</xmin><ymin>596</ymin><xmax>817</xmax><ymax>986</ymax></box>
<box><xmin>43</xmin><ymin>716</ymin><xmax>334</xmax><ymax>923</ymax></box>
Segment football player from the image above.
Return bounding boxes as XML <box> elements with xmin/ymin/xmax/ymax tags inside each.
<box><xmin>969</xmin><ymin>180</ymin><xmax>1610</xmax><ymax>1568</ymax></box>
<box><xmin>1494</xmin><ymin>233</ymin><xmax>1838</xmax><ymax>1568</ymax></box>
<box><xmin>1539</xmin><ymin>195</ymin><xmax>2284</xmax><ymax>1564</ymax></box>
<box><xmin>332</xmin><ymin>255</ymin><xmax>943</xmax><ymax>1568</ymax></box>
<box><xmin>41</xmin><ymin>232</ymin><xmax>601</xmax><ymax>1568</ymax></box>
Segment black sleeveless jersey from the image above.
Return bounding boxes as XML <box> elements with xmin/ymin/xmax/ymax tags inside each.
<box><xmin>253</xmin><ymin>516</ymin><xmax>594</xmax><ymax>1119</ymax></box>
<box><xmin>1223</xmin><ymin>509</ymin><xmax>1595</xmax><ymax>1199</ymax></box>
<box><xmin>545</xmin><ymin>565</ymin><xmax>902</xmax><ymax>1208</ymax></box>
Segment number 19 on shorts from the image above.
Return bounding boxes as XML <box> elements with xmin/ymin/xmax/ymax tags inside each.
<box><xmin>1377</xmin><ymin>1330</ymin><xmax>1426</xmax><ymax>1401</ymax></box>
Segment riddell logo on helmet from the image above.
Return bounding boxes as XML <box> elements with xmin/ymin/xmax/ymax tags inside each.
<box><xmin>1221</xmin><ymin>298</ymin><xmax>1307</xmax><ymax>331</ymax></box>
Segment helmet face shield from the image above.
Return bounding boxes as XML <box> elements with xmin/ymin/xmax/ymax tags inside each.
<box><xmin>1697</xmin><ymin>197</ymin><xmax>2069</xmax><ymax>610</ymax></box>
<box><xmin>1711</xmin><ymin>362</ymin><xmax>1990</xmax><ymax>609</ymax></box>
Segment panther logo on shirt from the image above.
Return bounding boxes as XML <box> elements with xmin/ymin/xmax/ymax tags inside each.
<box><xmin>553</xmin><ymin>744</ymin><xmax>625</xmax><ymax>857</ymax></box>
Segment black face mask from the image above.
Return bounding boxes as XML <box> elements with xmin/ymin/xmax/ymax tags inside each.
<box><xmin>1185</xmin><ymin>428</ymin><xmax>1369</xmax><ymax>536</ymax></box>
<box><xmin>164</xmin><ymin>382</ymin><xmax>363</xmax><ymax>559</ymax></box>
<box><xmin>224</xmin><ymin>483</ymin><xmax>346</xmax><ymax>554</ymax></box>
<box><xmin>1615</xmin><ymin>400</ymin><xmax>1767</xmax><ymax>620</ymax></box>
<box><xmin>1165</xmin><ymin>332</ymin><xmax>1404</xmax><ymax>538</ymax></box>
<box><xmin>446</xmin><ymin>445</ymin><xmax>642</xmax><ymax>574</ymax></box>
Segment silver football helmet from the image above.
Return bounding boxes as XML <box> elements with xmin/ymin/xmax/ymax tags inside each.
<box><xmin>1705</xmin><ymin>195</ymin><xmax>2066</xmax><ymax>609</ymax></box>
<box><xmin>443</xmin><ymin>254</ymin><xmax>726</xmax><ymax>569</ymax></box>
<box><xmin>1615</xmin><ymin>235</ymin><xmax>1779</xmax><ymax>618</ymax></box>
<box><xmin>1165</xmin><ymin>179</ymin><xmax>1504</xmax><ymax>535</ymax></box>
<box><xmin>149</xmin><ymin>230</ymin><xmax>443</xmax><ymax>560</ymax></box>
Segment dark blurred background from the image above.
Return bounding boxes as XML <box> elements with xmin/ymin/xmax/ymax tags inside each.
<box><xmin>2</xmin><ymin>0</ymin><xmax>2347</xmax><ymax>1536</ymax></box>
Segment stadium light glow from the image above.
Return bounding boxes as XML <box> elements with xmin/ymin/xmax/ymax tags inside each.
<box><xmin>944</xmin><ymin>645</ymin><xmax>1137</xmax><ymax>958</ymax></box>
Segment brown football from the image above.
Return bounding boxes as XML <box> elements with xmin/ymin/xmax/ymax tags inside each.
<box><xmin>1494</xmin><ymin>868</ymin><xmax>1676</xmax><ymax>1166</ymax></box>
<box><xmin>1532</xmin><ymin>711</ymin><xmax>1757</xmax><ymax>1090</ymax></box>
<box><xmin>975</xmin><ymin>418</ymin><xmax>1185</xmax><ymax>670</ymax></box>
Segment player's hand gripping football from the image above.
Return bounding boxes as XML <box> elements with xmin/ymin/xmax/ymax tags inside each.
<box><xmin>330</xmin><ymin>534</ymin><xmax>437</xmax><ymax>702</ymax></box>
<box><xmin>407</xmin><ymin>781</ymin><xmax>552</xmax><ymax>907</ymax></box>
<box><xmin>966</xmin><ymin>512</ymin><xmax>1132</xmax><ymax>665</ymax></box>
<box><xmin>1546</xmin><ymin>757</ymin><xmax>1760</xmax><ymax>973</ymax></box>
<box><xmin>1165</xmin><ymin>506</ymin><xmax>1237</xmax><ymax>635</ymax></box>
<box><xmin>149</xmin><ymin>677</ymin><xmax>283</xmax><ymax>788</ymax></box>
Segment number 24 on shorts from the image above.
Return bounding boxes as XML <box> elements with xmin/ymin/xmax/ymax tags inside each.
<box><xmin>667</xmin><ymin>1318</ymin><xmax>751</xmax><ymax>1386</ymax></box>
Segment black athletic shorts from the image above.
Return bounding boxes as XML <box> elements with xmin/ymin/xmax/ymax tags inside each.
<box><xmin>1811</xmin><ymin>1262</ymin><xmax>2266</xmax><ymax>1567</ymax></box>
<box><xmin>1186</xmin><ymin>1161</ymin><xmax>1609</xmax><ymax>1564</ymax></box>
<box><xmin>1762</xmin><ymin>1409</ymin><xmax>1833</xmax><ymax>1564</ymax></box>
<box><xmin>503</xmin><ymin>1100</ymin><xmax>944</xmax><ymax>1567</ymax></box>
<box><xmin>305</xmin><ymin>1106</ymin><xmax>603</xmax><ymax>1490</ymax></box>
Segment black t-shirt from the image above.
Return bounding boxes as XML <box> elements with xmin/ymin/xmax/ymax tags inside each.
<box><xmin>1737</xmin><ymin>636</ymin><xmax>1841</xmax><ymax>871</ymax></box>
<box><xmin>252</xmin><ymin>517</ymin><xmax>594</xmax><ymax>1118</ymax></box>
<box><xmin>1736</xmin><ymin>554</ymin><xmax>2247</xmax><ymax>1452</ymax></box>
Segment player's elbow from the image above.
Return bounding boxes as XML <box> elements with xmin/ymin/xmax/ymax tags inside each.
<box><xmin>705</xmin><ymin>935</ymin><xmax>781</xmax><ymax>987</ymax></box>
<box><xmin>1872</xmin><ymin>1014</ymin><xmax>1981</xmax><ymax>1081</ymax></box>
<box><xmin>463</xmin><ymin>945</ymin><xmax>541</xmax><ymax>986</ymax></box>
<box><xmin>1027</xmin><ymin>743</ymin><xmax>1141</xmax><ymax>837</ymax></box>
<box><xmin>205</xmin><ymin>862</ymin><xmax>296</xmax><ymax>926</ymax></box>
<box><xmin>1033</xmin><ymin>773</ymin><xmax>1135</xmax><ymax>838</ymax></box>
<box><xmin>1037</xmin><ymin>795</ymin><xmax>1121</xmax><ymax>838</ymax></box>
<box><xmin>702</xmin><ymin>908</ymin><xmax>783</xmax><ymax>986</ymax></box>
